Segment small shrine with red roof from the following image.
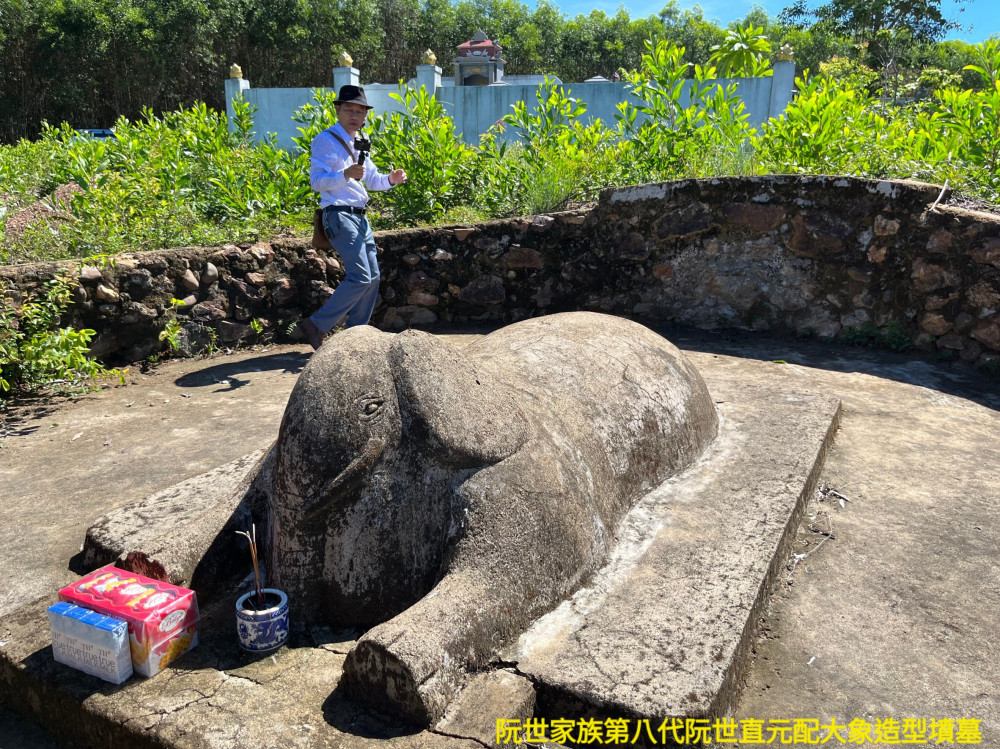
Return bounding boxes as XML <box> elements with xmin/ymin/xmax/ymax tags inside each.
<box><xmin>454</xmin><ymin>29</ymin><xmax>505</xmax><ymax>86</ymax></box>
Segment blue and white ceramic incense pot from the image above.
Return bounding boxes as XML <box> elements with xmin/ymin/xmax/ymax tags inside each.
<box><xmin>236</xmin><ymin>588</ymin><xmax>289</xmax><ymax>652</ymax></box>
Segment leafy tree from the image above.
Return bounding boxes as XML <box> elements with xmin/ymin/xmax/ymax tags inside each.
<box><xmin>781</xmin><ymin>0</ymin><xmax>957</xmax><ymax>43</ymax></box>
<box><xmin>657</xmin><ymin>0</ymin><xmax>727</xmax><ymax>70</ymax></box>
<box><xmin>709</xmin><ymin>24</ymin><xmax>773</xmax><ymax>77</ymax></box>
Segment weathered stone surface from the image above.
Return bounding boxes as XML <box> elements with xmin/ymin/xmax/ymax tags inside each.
<box><xmin>614</xmin><ymin>232</ymin><xmax>650</xmax><ymax>261</ymax></box>
<box><xmin>191</xmin><ymin>302</ymin><xmax>225</xmax><ymax>323</ymax></box>
<box><xmin>652</xmin><ymin>263</ymin><xmax>673</xmax><ymax>281</ymax></box>
<box><xmin>920</xmin><ymin>312</ymin><xmax>952</xmax><ymax>336</ymax></box>
<box><xmin>501</xmin><ymin>247</ymin><xmax>543</xmax><ymax>269</ymax></box>
<box><xmin>79</xmin><ymin>266</ymin><xmax>102</xmax><ymax>282</ymax></box>
<box><xmin>120</xmin><ymin>302</ymin><xmax>157</xmax><ymax>325</ymax></box>
<box><xmin>325</xmin><ymin>256</ymin><xmax>341</xmax><ymax>273</ymax></box>
<box><xmin>0</xmin><ymin>592</ymin><xmax>475</xmax><ymax>749</ymax></box>
<box><xmin>720</xmin><ymin>202</ymin><xmax>785</xmax><ymax>232</ymax></box>
<box><xmin>249</xmin><ymin>241</ymin><xmax>274</xmax><ymax>264</ymax></box>
<box><xmin>937</xmin><ymin>332</ymin><xmax>964</xmax><ymax>350</ymax></box>
<box><xmin>452</xmin><ymin>228</ymin><xmax>476</xmax><ymax>241</ymax></box>
<box><xmin>435</xmin><ymin>671</ymin><xmax>535</xmax><ymax>747</ymax></box>
<box><xmin>788</xmin><ymin>213</ymin><xmax>849</xmax><ymax>257</ymax></box>
<box><xmin>95</xmin><ymin>284</ymin><xmax>120</xmax><ymax>302</ymax></box>
<box><xmin>874</xmin><ymin>215</ymin><xmax>901</xmax><ymax>235</ymax></box>
<box><xmin>306</xmin><ymin>255</ymin><xmax>326</xmax><ymax>276</ymax></box>
<box><xmin>868</xmin><ymin>244</ymin><xmax>888</xmax><ymax>263</ymax></box>
<box><xmin>409</xmin><ymin>308</ymin><xmax>438</xmax><ymax>326</ymax></box>
<box><xmin>971</xmin><ymin>316</ymin><xmax>1000</xmax><ymax>350</ymax></box>
<box><xmin>954</xmin><ymin>312</ymin><xmax>975</xmax><ymax>335</ymax></box>
<box><xmin>201</xmin><ymin>262</ymin><xmax>219</xmax><ymax>285</ymax></box>
<box><xmin>269</xmin><ymin>313</ymin><xmax>718</xmax><ymax>725</ymax></box>
<box><xmin>458</xmin><ymin>275</ymin><xmax>505</xmax><ymax>305</ymax></box>
<box><xmin>926</xmin><ymin>228</ymin><xmax>952</xmax><ymax>253</ymax></box>
<box><xmin>924</xmin><ymin>293</ymin><xmax>957</xmax><ymax>311</ymax></box>
<box><xmin>3</xmin><ymin>175</ymin><xmax>999</xmax><ymax>371</ymax></box>
<box><xmin>272</xmin><ymin>278</ymin><xmax>295</xmax><ymax>304</ymax></box>
<box><xmin>970</xmin><ymin>237</ymin><xmax>1000</xmax><ymax>268</ymax></box>
<box><xmin>847</xmin><ymin>267</ymin><xmax>872</xmax><ymax>283</ymax></box>
<box><xmin>408</xmin><ymin>291</ymin><xmax>439</xmax><ymax>306</ymax></box>
<box><xmin>960</xmin><ymin>339</ymin><xmax>983</xmax><ymax>362</ymax></box>
<box><xmin>81</xmin><ymin>449</ymin><xmax>272</xmax><ymax>594</ymax></box>
<box><xmin>231</xmin><ymin>278</ymin><xmax>261</xmax><ymax>301</ymax></box>
<box><xmin>219</xmin><ymin>319</ymin><xmax>251</xmax><ymax>342</ymax></box>
<box><xmin>911</xmin><ymin>258</ymin><xmax>959</xmax><ymax>293</ymax></box>
<box><xmin>407</xmin><ymin>270</ymin><xmax>440</xmax><ymax>293</ymax></box>
<box><xmin>530</xmin><ymin>215</ymin><xmax>555</xmax><ymax>231</ymax></box>
<box><xmin>245</xmin><ymin>271</ymin><xmax>267</xmax><ymax>287</ymax></box>
<box><xmin>181</xmin><ymin>268</ymin><xmax>199</xmax><ymax>290</ymax></box>
<box><xmin>656</xmin><ymin>202</ymin><xmax>711</xmax><ymax>238</ymax></box>
<box><xmin>967</xmin><ymin>281</ymin><xmax>1000</xmax><ymax>309</ymax></box>
<box><xmin>124</xmin><ymin>269</ymin><xmax>153</xmax><ymax>296</ymax></box>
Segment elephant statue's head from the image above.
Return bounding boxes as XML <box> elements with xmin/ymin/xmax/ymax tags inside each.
<box><xmin>270</xmin><ymin>326</ymin><xmax>532</xmax><ymax>624</ymax></box>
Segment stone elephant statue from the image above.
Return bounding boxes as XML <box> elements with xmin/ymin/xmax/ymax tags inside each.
<box><xmin>266</xmin><ymin>311</ymin><xmax>718</xmax><ymax>724</ymax></box>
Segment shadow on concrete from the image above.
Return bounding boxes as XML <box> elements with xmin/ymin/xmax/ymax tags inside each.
<box><xmin>0</xmin><ymin>396</ymin><xmax>81</xmax><ymax>436</ymax></box>
<box><xmin>321</xmin><ymin>687</ymin><xmax>423</xmax><ymax>741</ymax></box>
<box><xmin>655</xmin><ymin>323</ymin><xmax>1000</xmax><ymax>413</ymax></box>
<box><xmin>66</xmin><ymin>549</ymin><xmax>91</xmax><ymax>577</ymax></box>
<box><xmin>173</xmin><ymin>352</ymin><xmax>309</xmax><ymax>391</ymax></box>
<box><xmin>0</xmin><ymin>707</ymin><xmax>63</xmax><ymax>749</ymax></box>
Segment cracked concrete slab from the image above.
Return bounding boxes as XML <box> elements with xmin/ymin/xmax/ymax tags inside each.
<box><xmin>0</xmin><ymin>591</ymin><xmax>481</xmax><ymax>749</ymax></box>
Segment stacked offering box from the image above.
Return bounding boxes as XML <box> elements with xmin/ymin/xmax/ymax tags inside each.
<box><xmin>58</xmin><ymin>565</ymin><xmax>199</xmax><ymax>677</ymax></box>
<box><xmin>47</xmin><ymin>602</ymin><xmax>133</xmax><ymax>684</ymax></box>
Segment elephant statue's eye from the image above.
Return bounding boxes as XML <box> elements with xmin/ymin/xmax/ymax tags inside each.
<box><xmin>361</xmin><ymin>399</ymin><xmax>384</xmax><ymax>419</ymax></box>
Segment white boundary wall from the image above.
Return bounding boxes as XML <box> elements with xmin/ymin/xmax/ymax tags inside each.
<box><xmin>225</xmin><ymin>61</ymin><xmax>796</xmax><ymax>151</ymax></box>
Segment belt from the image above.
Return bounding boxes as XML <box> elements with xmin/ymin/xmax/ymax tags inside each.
<box><xmin>325</xmin><ymin>205</ymin><xmax>366</xmax><ymax>215</ymax></box>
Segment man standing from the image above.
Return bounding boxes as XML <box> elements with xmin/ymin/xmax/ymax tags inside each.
<box><xmin>298</xmin><ymin>85</ymin><xmax>407</xmax><ymax>350</ymax></box>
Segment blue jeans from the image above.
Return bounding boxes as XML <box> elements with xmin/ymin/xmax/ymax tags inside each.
<box><xmin>310</xmin><ymin>209</ymin><xmax>380</xmax><ymax>332</ymax></box>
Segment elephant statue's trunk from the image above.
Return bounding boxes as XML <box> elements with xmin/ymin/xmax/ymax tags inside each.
<box><xmin>302</xmin><ymin>436</ymin><xmax>386</xmax><ymax>521</ymax></box>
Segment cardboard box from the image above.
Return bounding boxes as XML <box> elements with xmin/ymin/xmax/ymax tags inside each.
<box><xmin>48</xmin><ymin>602</ymin><xmax>133</xmax><ymax>684</ymax></box>
<box><xmin>58</xmin><ymin>565</ymin><xmax>199</xmax><ymax>677</ymax></box>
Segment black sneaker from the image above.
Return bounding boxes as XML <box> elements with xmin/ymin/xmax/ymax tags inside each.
<box><xmin>297</xmin><ymin>317</ymin><xmax>324</xmax><ymax>350</ymax></box>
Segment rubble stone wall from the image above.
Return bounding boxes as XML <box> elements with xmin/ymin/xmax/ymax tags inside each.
<box><xmin>3</xmin><ymin>175</ymin><xmax>999</xmax><ymax>367</ymax></box>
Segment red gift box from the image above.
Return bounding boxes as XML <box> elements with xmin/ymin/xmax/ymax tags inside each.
<box><xmin>59</xmin><ymin>564</ymin><xmax>199</xmax><ymax>677</ymax></box>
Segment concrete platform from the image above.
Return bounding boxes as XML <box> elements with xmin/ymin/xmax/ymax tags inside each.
<box><xmin>3</xmin><ymin>328</ymin><xmax>999</xmax><ymax>747</ymax></box>
<box><xmin>0</xmin><ymin>344</ymin><xmax>839</xmax><ymax>747</ymax></box>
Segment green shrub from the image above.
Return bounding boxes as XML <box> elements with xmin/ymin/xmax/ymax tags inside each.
<box><xmin>368</xmin><ymin>86</ymin><xmax>477</xmax><ymax>225</ymax></box>
<box><xmin>0</xmin><ymin>274</ymin><xmax>119</xmax><ymax>402</ymax></box>
<box><xmin>841</xmin><ymin>322</ymin><xmax>914</xmax><ymax>352</ymax></box>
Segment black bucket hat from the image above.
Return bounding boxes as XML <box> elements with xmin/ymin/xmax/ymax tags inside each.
<box><xmin>334</xmin><ymin>84</ymin><xmax>374</xmax><ymax>110</ymax></box>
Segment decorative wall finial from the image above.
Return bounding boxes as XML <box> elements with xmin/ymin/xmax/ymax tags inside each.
<box><xmin>421</xmin><ymin>49</ymin><xmax>437</xmax><ymax>66</ymax></box>
<box><xmin>229</xmin><ymin>63</ymin><xmax>243</xmax><ymax>79</ymax></box>
<box><xmin>339</xmin><ymin>50</ymin><xmax>354</xmax><ymax>67</ymax></box>
<box><xmin>778</xmin><ymin>44</ymin><xmax>795</xmax><ymax>62</ymax></box>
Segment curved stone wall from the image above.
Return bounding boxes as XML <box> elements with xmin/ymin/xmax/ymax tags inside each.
<box><xmin>2</xmin><ymin>175</ymin><xmax>998</xmax><ymax>367</ymax></box>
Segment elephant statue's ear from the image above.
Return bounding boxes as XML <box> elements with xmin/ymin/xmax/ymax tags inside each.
<box><xmin>389</xmin><ymin>330</ymin><xmax>531</xmax><ymax>468</ymax></box>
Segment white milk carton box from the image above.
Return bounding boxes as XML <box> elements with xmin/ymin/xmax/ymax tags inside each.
<box><xmin>47</xmin><ymin>601</ymin><xmax>133</xmax><ymax>684</ymax></box>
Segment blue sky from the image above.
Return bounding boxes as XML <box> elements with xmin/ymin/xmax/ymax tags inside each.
<box><xmin>544</xmin><ymin>0</ymin><xmax>998</xmax><ymax>43</ymax></box>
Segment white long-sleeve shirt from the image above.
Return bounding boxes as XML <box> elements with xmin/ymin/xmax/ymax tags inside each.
<box><xmin>309</xmin><ymin>122</ymin><xmax>393</xmax><ymax>209</ymax></box>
